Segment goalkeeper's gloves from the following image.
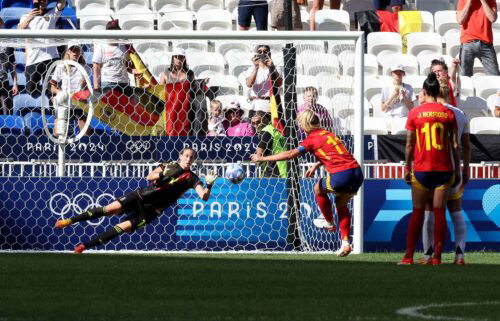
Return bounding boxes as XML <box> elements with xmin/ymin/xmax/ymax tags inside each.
<box><xmin>203</xmin><ymin>170</ymin><xmax>218</xmax><ymax>189</ymax></box>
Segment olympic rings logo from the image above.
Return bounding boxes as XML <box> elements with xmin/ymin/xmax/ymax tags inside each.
<box><xmin>49</xmin><ymin>192</ymin><xmax>115</xmax><ymax>226</ymax></box>
<box><xmin>126</xmin><ymin>140</ymin><xmax>151</xmax><ymax>154</ymax></box>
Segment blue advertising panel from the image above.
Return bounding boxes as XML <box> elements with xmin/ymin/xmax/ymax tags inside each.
<box><xmin>364</xmin><ymin>180</ymin><xmax>500</xmax><ymax>251</ymax></box>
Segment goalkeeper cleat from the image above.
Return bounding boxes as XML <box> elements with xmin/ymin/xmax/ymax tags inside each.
<box><xmin>55</xmin><ymin>219</ymin><xmax>72</xmax><ymax>229</ymax></box>
<box><xmin>336</xmin><ymin>243</ymin><xmax>352</xmax><ymax>257</ymax></box>
<box><xmin>74</xmin><ymin>244</ymin><xmax>86</xmax><ymax>254</ymax></box>
<box><xmin>418</xmin><ymin>256</ymin><xmax>432</xmax><ymax>265</ymax></box>
<box><xmin>398</xmin><ymin>257</ymin><xmax>414</xmax><ymax>265</ymax></box>
<box><xmin>313</xmin><ymin>218</ymin><xmax>336</xmax><ymax>232</ymax></box>
<box><xmin>454</xmin><ymin>256</ymin><xmax>465</xmax><ymax>266</ymax></box>
<box><xmin>431</xmin><ymin>258</ymin><xmax>442</xmax><ymax>265</ymax></box>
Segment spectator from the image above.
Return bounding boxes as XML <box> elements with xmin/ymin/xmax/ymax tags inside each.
<box><xmin>380</xmin><ymin>64</ymin><xmax>415</xmax><ymax>118</ymax></box>
<box><xmin>207</xmin><ymin>99</ymin><xmax>227</xmax><ymax>136</ymax></box>
<box><xmin>430</xmin><ymin>58</ymin><xmax>460</xmax><ymax>106</ymax></box>
<box><xmin>457</xmin><ymin>0</ymin><xmax>499</xmax><ymax>76</ymax></box>
<box><xmin>92</xmin><ymin>20</ymin><xmax>134</xmax><ymax>91</ymax></box>
<box><xmin>18</xmin><ymin>0</ymin><xmax>66</xmax><ymax>96</ymax></box>
<box><xmin>373</xmin><ymin>0</ymin><xmax>405</xmax><ymax>11</ymax></box>
<box><xmin>50</xmin><ymin>42</ymin><xmax>91</xmax><ymax>136</ymax></box>
<box><xmin>495</xmin><ymin>88</ymin><xmax>500</xmax><ymax>117</ymax></box>
<box><xmin>226</xmin><ymin>100</ymin><xmax>255</xmax><ymax>136</ymax></box>
<box><xmin>245</xmin><ymin>45</ymin><xmax>283</xmax><ymax>115</ymax></box>
<box><xmin>0</xmin><ymin>18</ymin><xmax>19</xmax><ymax>115</ymax></box>
<box><xmin>269</xmin><ymin>0</ymin><xmax>302</xmax><ymax>31</ymax></box>
<box><xmin>251</xmin><ymin>111</ymin><xmax>287</xmax><ymax>178</ymax></box>
<box><xmin>298</xmin><ymin>87</ymin><xmax>335</xmax><ymax>131</ymax></box>
<box><xmin>238</xmin><ymin>0</ymin><xmax>268</xmax><ymax>31</ymax></box>
<box><xmin>310</xmin><ymin>0</ymin><xmax>341</xmax><ymax>31</ymax></box>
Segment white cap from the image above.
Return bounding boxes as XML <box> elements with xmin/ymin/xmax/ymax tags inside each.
<box><xmin>226</xmin><ymin>100</ymin><xmax>241</xmax><ymax>110</ymax></box>
<box><xmin>390</xmin><ymin>64</ymin><xmax>405</xmax><ymax>73</ymax></box>
<box><xmin>67</xmin><ymin>41</ymin><xmax>82</xmax><ymax>49</ymax></box>
<box><xmin>172</xmin><ymin>48</ymin><xmax>186</xmax><ymax>56</ymax></box>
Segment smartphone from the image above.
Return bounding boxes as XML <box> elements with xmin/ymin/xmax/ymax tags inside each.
<box><xmin>33</xmin><ymin>2</ymin><xmax>40</xmax><ymax>9</ymax></box>
<box><xmin>257</xmin><ymin>54</ymin><xmax>268</xmax><ymax>61</ymax></box>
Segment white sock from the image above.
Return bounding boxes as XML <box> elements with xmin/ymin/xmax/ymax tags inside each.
<box><xmin>450</xmin><ymin>210</ymin><xmax>466</xmax><ymax>256</ymax></box>
<box><xmin>422</xmin><ymin>211</ymin><xmax>434</xmax><ymax>257</ymax></box>
<box><xmin>342</xmin><ymin>240</ymin><xmax>350</xmax><ymax>247</ymax></box>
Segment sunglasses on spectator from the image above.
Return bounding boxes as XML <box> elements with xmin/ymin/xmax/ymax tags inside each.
<box><xmin>257</xmin><ymin>49</ymin><xmax>269</xmax><ymax>53</ymax></box>
<box><xmin>173</xmin><ymin>55</ymin><xmax>185</xmax><ymax>59</ymax></box>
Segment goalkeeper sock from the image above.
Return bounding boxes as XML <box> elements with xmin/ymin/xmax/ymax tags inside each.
<box><xmin>315</xmin><ymin>193</ymin><xmax>334</xmax><ymax>223</ymax></box>
<box><xmin>433</xmin><ymin>207</ymin><xmax>447</xmax><ymax>260</ymax></box>
<box><xmin>336</xmin><ymin>206</ymin><xmax>351</xmax><ymax>241</ymax></box>
<box><xmin>450</xmin><ymin>210</ymin><xmax>466</xmax><ymax>256</ymax></box>
<box><xmin>404</xmin><ymin>208</ymin><xmax>424</xmax><ymax>259</ymax></box>
<box><xmin>70</xmin><ymin>206</ymin><xmax>107</xmax><ymax>223</ymax></box>
<box><xmin>84</xmin><ymin>225</ymin><xmax>125</xmax><ymax>249</ymax></box>
<box><xmin>422</xmin><ymin>210</ymin><xmax>434</xmax><ymax>256</ymax></box>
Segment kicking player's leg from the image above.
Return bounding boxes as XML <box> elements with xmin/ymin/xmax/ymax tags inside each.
<box><xmin>313</xmin><ymin>180</ymin><xmax>336</xmax><ymax>231</ymax></box>
<box><xmin>55</xmin><ymin>200</ymin><xmax>122</xmax><ymax>229</ymax></box>
<box><xmin>334</xmin><ymin>192</ymin><xmax>355</xmax><ymax>257</ymax></box>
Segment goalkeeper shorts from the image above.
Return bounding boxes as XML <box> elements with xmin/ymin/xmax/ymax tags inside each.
<box><xmin>117</xmin><ymin>191</ymin><xmax>162</xmax><ymax>230</ymax></box>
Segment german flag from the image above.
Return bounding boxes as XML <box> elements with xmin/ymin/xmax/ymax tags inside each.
<box><xmin>355</xmin><ymin>10</ymin><xmax>423</xmax><ymax>52</ymax></box>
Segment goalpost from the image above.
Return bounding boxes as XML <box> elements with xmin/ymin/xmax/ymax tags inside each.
<box><xmin>0</xmin><ymin>30</ymin><xmax>364</xmax><ymax>253</ymax></box>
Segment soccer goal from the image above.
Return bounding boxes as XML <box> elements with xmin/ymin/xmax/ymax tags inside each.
<box><xmin>0</xmin><ymin>29</ymin><xmax>364</xmax><ymax>253</ymax></box>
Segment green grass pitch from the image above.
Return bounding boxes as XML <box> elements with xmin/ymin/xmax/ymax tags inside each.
<box><xmin>1</xmin><ymin>252</ymin><xmax>499</xmax><ymax>321</ymax></box>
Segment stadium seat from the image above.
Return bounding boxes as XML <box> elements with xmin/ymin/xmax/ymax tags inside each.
<box><xmin>416</xmin><ymin>0</ymin><xmax>450</xmax><ymax>14</ymax></box>
<box><xmin>188</xmin><ymin>0</ymin><xmax>223</xmax><ymax>12</ymax></box>
<box><xmin>331</xmin><ymin>93</ymin><xmax>354</xmax><ymax>118</ymax></box>
<box><xmin>224</xmin><ymin>0</ymin><xmax>238</xmax><ymax>12</ymax></box>
<box><xmin>157</xmin><ymin>10</ymin><xmax>194</xmax><ymax>30</ymax></box>
<box><xmin>320</xmin><ymin>75</ymin><xmax>354</xmax><ymax>97</ymax></box>
<box><xmin>215</xmin><ymin>41</ymin><xmax>252</xmax><ymax>59</ymax></box>
<box><xmin>381</xmin><ymin>53</ymin><xmax>419</xmax><ymax>76</ymax></box>
<box><xmin>296</xmin><ymin>75</ymin><xmax>319</xmax><ymax>95</ymax></box>
<box><xmin>418</xmin><ymin>10</ymin><xmax>435</xmax><ymax>33</ymax></box>
<box><xmin>434</xmin><ymin>10</ymin><xmax>460</xmax><ymax>37</ymax></box>
<box><xmin>151</xmin><ymin>62</ymin><xmax>170</xmax><ymax>80</ymax></box>
<box><xmin>494</xmin><ymin>32</ymin><xmax>500</xmax><ymax>54</ymax></box>
<box><xmin>486</xmin><ymin>94</ymin><xmax>498</xmax><ymax>116</ymax></box>
<box><xmin>340</xmin><ymin>53</ymin><xmax>378</xmax><ymax>76</ymax></box>
<box><xmin>114</xmin><ymin>0</ymin><xmax>149</xmax><ymax>11</ymax></box>
<box><xmin>13</xmin><ymin>94</ymin><xmax>49</xmax><ymax>116</ymax></box>
<box><xmin>134</xmin><ymin>41</ymin><xmax>169</xmax><ymax>55</ymax></box>
<box><xmin>418</xmin><ymin>54</ymin><xmax>453</xmax><ymax>75</ymax></box>
<box><xmin>459</xmin><ymin>76</ymin><xmax>474</xmax><ymax>97</ymax></box>
<box><xmin>406</xmin><ymin>32</ymin><xmax>443</xmax><ymax>59</ymax></box>
<box><xmin>294</xmin><ymin>41</ymin><xmax>326</xmax><ymax>54</ymax></box>
<box><xmin>0</xmin><ymin>115</ymin><xmax>24</xmax><ymax>134</ymax></box>
<box><xmin>314</xmin><ymin>9</ymin><xmax>350</xmax><ymax>31</ymax></box>
<box><xmin>225</xmin><ymin>52</ymin><xmax>254</xmax><ymax>77</ymax></box>
<box><xmin>299</xmin><ymin>53</ymin><xmax>340</xmax><ymax>77</ymax></box>
<box><xmin>300</xmin><ymin>7</ymin><xmax>309</xmax><ymax>30</ymax></box>
<box><xmin>0</xmin><ymin>7</ymin><xmax>31</xmax><ymax>29</ymax></box>
<box><xmin>328</xmin><ymin>40</ymin><xmax>355</xmax><ymax>55</ymax></box>
<box><xmin>117</xmin><ymin>11</ymin><xmax>154</xmax><ymax>30</ymax></box>
<box><xmin>474</xmin><ymin>76</ymin><xmax>500</xmax><ymax>100</ymax></box>
<box><xmin>172</xmin><ymin>40</ymin><xmax>208</xmax><ymax>54</ymax></box>
<box><xmin>367</xmin><ymin>32</ymin><xmax>403</xmax><ymax>64</ymax></box>
<box><xmin>196</xmin><ymin>9</ymin><xmax>232</xmax><ymax>30</ymax></box>
<box><xmin>79</xmin><ymin>14</ymin><xmax>113</xmax><ymax>30</ymax></box>
<box><xmin>472</xmin><ymin>59</ymin><xmax>487</xmax><ymax>76</ymax></box>
<box><xmin>135</xmin><ymin>42</ymin><xmax>169</xmax><ymax>68</ymax></box>
<box><xmin>405</xmin><ymin>75</ymin><xmax>426</xmax><ymax>96</ymax></box>
<box><xmin>151</xmin><ymin>0</ymin><xmax>187</xmax><ymax>12</ymax></box>
<box><xmin>469</xmin><ymin>117</ymin><xmax>500</xmax><ymax>135</ymax></box>
<box><xmin>364</xmin><ymin>117</ymin><xmax>388</xmax><ymax>135</ymax></box>
<box><xmin>188</xmin><ymin>52</ymin><xmax>225</xmax><ymax>78</ymax></box>
<box><xmin>206</xmin><ymin>75</ymin><xmax>240</xmax><ymax>95</ymax></box>
<box><xmin>1</xmin><ymin>0</ymin><xmax>31</xmax><ymax>8</ymax></box>
<box><xmin>370</xmin><ymin>93</ymin><xmax>385</xmax><ymax>118</ymax></box>
<box><xmin>457</xmin><ymin>96</ymin><xmax>489</xmax><ymax>120</ymax></box>
<box><xmin>75</xmin><ymin>0</ymin><xmax>110</xmax><ymax>12</ymax></box>
<box><xmin>364</xmin><ymin>76</ymin><xmax>385</xmax><ymax>102</ymax></box>
<box><xmin>388</xmin><ymin>117</ymin><xmax>408</xmax><ymax>135</ymax></box>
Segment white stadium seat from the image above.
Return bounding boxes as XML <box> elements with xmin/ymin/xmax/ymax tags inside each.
<box><xmin>117</xmin><ymin>11</ymin><xmax>154</xmax><ymax>30</ymax></box>
<box><xmin>114</xmin><ymin>0</ymin><xmax>149</xmax><ymax>12</ymax></box>
<box><xmin>224</xmin><ymin>0</ymin><xmax>238</xmax><ymax>12</ymax></box>
<box><xmin>294</xmin><ymin>41</ymin><xmax>326</xmax><ymax>54</ymax></box>
<box><xmin>188</xmin><ymin>52</ymin><xmax>225</xmax><ymax>78</ymax></box>
<box><xmin>76</xmin><ymin>0</ymin><xmax>110</xmax><ymax>12</ymax></box>
<box><xmin>459</xmin><ymin>76</ymin><xmax>474</xmax><ymax>97</ymax></box>
<box><xmin>364</xmin><ymin>117</ymin><xmax>388</xmax><ymax>135</ymax></box>
<box><xmin>381</xmin><ymin>53</ymin><xmax>419</xmax><ymax>76</ymax></box>
<box><xmin>296</xmin><ymin>75</ymin><xmax>319</xmax><ymax>94</ymax></box>
<box><xmin>225</xmin><ymin>52</ymin><xmax>253</xmax><ymax>77</ymax></box>
<box><xmin>196</xmin><ymin>9</ymin><xmax>232</xmax><ymax>30</ymax></box>
<box><xmin>494</xmin><ymin>32</ymin><xmax>500</xmax><ymax>54</ymax></box>
<box><xmin>172</xmin><ymin>40</ymin><xmax>209</xmax><ymax>53</ymax></box>
<box><xmin>370</xmin><ymin>93</ymin><xmax>385</xmax><ymax>118</ymax></box>
<box><xmin>298</xmin><ymin>53</ymin><xmax>340</xmax><ymax>77</ymax></box>
<box><xmin>472</xmin><ymin>59</ymin><xmax>487</xmax><ymax>76</ymax></box>
<box><xmin>363</xmin><ymin>54</ymin><xmax>379</xmax><ymax>76</ymax></box>
<box><xmin>419</xmin><ymin>11</ymin><xmax>435</xmax><ymax>33</ymax></box>
<box><xmin>80</xmin><ymin>14</ymin><xmax>112</xmax><ymax>30</ymax></box>
<box><xmin>331</xmin><ymin>93</ymin><xmax>354</xmax><ymax>118</ymax></box>
<box><xmin>416</xmin><ymin>0</ymin><xmax>450</xmax><ymax>15</ymax></box>
<box><xmin>328</xmin><ymin>40</ymin><xmax>355</xmax><ymax>55</ymax></box>
<box><xmin>314</xmin><ymin>9</ymin><xmax>350</xmax><ymax>31</ymax></box>
<box><xmin>319</xmin><ymin>75</ymin><xmax>354</xmax><ymax>97</ymax></box>
<box><xmin>188</xmin><ymin>0</ymin><xmax>223</xmax><ymax>12</ymax></box>
<box><xmin>418</xmin><ymin>54</ymin><xmax>453</xmax><ymax>75</ymax></box>
<box><xmin>406</xmin><ymin>32</ymin><xmax>443</xmax><ymax>59</ymax></box>
<box><xmin>151</xmin><ymin>62</ymin><xmax>170</xmax><ymax>80</ymax></box>
<box><xmin>389</xmin><ymin>117</ymin><xmax>408</xmax><ymax>135</ymax></box>
<box><xmin>151</xmin><ymin>0</ymin><xmax>187</xmax><ymax>12</ymax></box>
<box><xmin>216</xmin><ymin>41</ymin><xmax>252</xmax><ymax>59</ymax></box>
<box><xmin>364</xmin><ymin>76</ymin><xmax>385</xmax><ymax>102</ymax></box>
<box><xmin>300</xmin><ymin>7</ymin><xmax>310</xmax><ymax>30</ymax></box>
<box><xmin>486</xmin><ymin>94</ymin><xmax>498</xmax><ymax>116</ymax></box>
<box><xmin>473</xmin><ymin>76</ymin><xmax>500</xmax><ymax>100</ymax></box>
<box><xmin>341</xmin><ymin>52</ymin><xmax>379</xmax><ymax>77</ymax></box>
<box><xmin>434</xmin><ymin>10</ymin><xmax>460</xmax><ymax>37</ymax></box>
<box><xmin>158</xmin><ymin>10</ymin><xmax>194</xmax><ymax>30</ymax></box>
<box><xmin>444</xmin><ymin>29</ymin><xmax>461</xmax><ymax>58</ymax></box>
<box><xmin>469</xmin><ymin>117</ymin><xmax>500</xmax><ymax>135</ymax></box>
<box><xmin>134</xmin><ymin>41</ymin><xmax>169</xmax><ymax>55</ymax></box>
<box><xmin>337</xmin><ymin>50</ymin><xmax>354</xmax><ymax>75</ymax></box>
<box><xmin>405</xmin><ymin>75</ymin><xmax>426</xmax><ymax>96</ymax></box>
<box><xmin>207</xmin><ymin>75</ymin><xmax>240</xmax><ymax>95</ymax></box>
<box><xmin>457</xmin><ymin>96</ymin><xmax>489</xmax><ymax>120</ymax></box>
<box><xmin>367</xmin><ymin>32</ymin><xmax>403</xmax><ymax>63</ymax></box>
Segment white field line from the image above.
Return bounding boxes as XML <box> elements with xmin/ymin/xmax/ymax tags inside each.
<box><xmin>396</xmin><ymin>301</ymin><xmax>500</xmax><ymax>321</ymax></box>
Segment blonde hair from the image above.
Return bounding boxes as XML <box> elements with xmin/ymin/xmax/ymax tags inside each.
<box><xmin>210</xmin><ymin>99</ymin><xmax>222</xmax><ymax>110</ymax></box>
<box><xmin>297</xmin><ymin>109</ymin><xmax>320</xmax><ymax>133</ymax></box>
<box><xmin>438</xmin><ymin>78</ymin><xmax>450</xmax><ymax>103</ymax></box>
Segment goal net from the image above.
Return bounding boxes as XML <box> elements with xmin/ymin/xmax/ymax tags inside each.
<box><xmin>0</xmin><ymin>30</ymin><xmax>364</xmax><ymax>253</ymax></box>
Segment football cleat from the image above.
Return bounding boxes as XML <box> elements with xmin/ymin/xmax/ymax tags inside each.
<box><xmin>55</xmin><ymin>219</ymin><xmax>72</xmax><ymax>229</ymax></box>
<box><xmin>336</xmin><ymin>243</ymin><xmax>352</xmax><ymax>257</ymax></box>
<box><xmin>431</xmin><ymin>258</ymin><xmax>442</xmax><ymax>265</ymax></box>
<box><xmin>313</xmin><ymin>218</ymin><xmax>336</xmax><ymax>232</ymax></box>
<box><xmin>418</xmin><ymin>256</ymin><xmax>432</xmax><ymax>265</ymax></box>
<box><xmin>398</xmin><ymin>257</ymin><xmax>414</xmax><ymax>265</ymax></box>
<box><xmin>454</xmin><ymin>258</ymin><xmax>465</xmax><ymax>266</ymax></box>
<box><xmin>74</xmin><ymin>244</ymin><xmax>86</xmax><ymax>254</ymax></box>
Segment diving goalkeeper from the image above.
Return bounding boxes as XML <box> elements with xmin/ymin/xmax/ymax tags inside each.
<box><xmin>55</xmin><ymin>148</ymin><xmax>217</xmax><ymax>253</ymax></box>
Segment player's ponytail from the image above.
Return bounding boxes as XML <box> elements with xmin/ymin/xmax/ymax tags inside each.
<box><xmin>438</xmin><ymin>77</ymin><xmax>450</xmax><ymax>103</ymax></box>
<box><xmin>297</xmin><ymin>109</ymin><xmax>320</xmax><ymax>133</ymax></box>
<box><xmin>423</xmin><ymin>72</ymin><xmax>440</xmax><ymax>99</ymax></box>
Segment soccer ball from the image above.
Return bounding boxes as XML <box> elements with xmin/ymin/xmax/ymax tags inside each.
<box><xmin>225</xmin><ymin>163</ymin><xmax>246</xmax><ymax>184</ymax></box>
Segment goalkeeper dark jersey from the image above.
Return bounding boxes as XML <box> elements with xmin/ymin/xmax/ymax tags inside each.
<box><xmin>138</xmin><ymin>166</ymin><xmax>200</xmax><ymax>210</ymax></box>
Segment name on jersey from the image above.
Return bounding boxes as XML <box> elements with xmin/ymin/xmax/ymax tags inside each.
<box><xmin>417</xmin><ymin>111</ymin><xmax>449</xmax><ymax>119</ymax></box>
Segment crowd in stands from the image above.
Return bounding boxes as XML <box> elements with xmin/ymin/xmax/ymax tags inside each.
<box><xmin>0</xmin><ymin>0</ymin><xmax>499</xmax><ymax>136</ymax></box>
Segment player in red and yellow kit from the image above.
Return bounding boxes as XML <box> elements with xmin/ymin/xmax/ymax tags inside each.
<box><xmin>251</xmin><ymin>109</ymin><xmax>363</xmax><ymax>257</ymax></box>
<box><xmin>400</xmin><ymin>73</ymin><xmax>460</xmax><ymax>265</ymax></box>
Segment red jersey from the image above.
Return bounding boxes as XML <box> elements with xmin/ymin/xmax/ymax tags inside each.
<box><xmin>298</xmin><ymin>129</ymin><xmax>360</xmax><ymax>174</ymax></box>
<box><xmin>406</xmin><ymin>102</ymin><xmax>457</xmax><ymax>172</ymax></box>
<box><xmin>457</xmin><ymin>0</ymin><xmax>496</xmax><ymax>44</ymax></box>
